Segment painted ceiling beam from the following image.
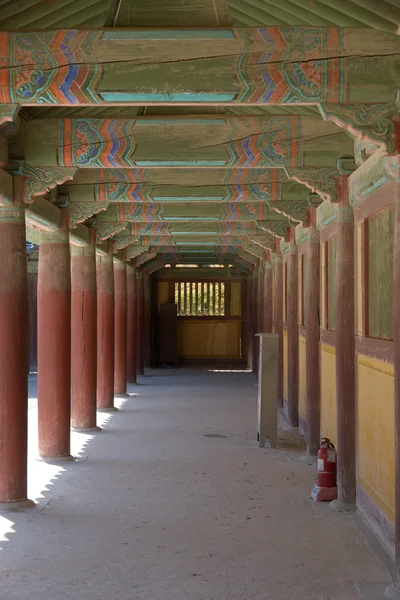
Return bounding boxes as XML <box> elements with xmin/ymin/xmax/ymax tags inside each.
<box><xmin>70</xmin><ymin>167</ymin><xmax>298</xmax><ymax>186</ymax></box>
<box><xmin>63</xmin><ymin>179</ymin><xmax>309</xmax><ymax>204</ymax></box>
<box><xmin>11</xmin><ymin>116</ymin><xmax>353</xmax><ymax>170</ymax></box>
<box><xmin>93</xmin><ymin>202</ymin><xmax>304</xmax><ymax>223</ymax></box>
<box><xmin>121</xmin><ymin>234</ymin><xmax>275</xmax><ymax>246</ymax></box>
<box><xmin>1</xmin><ymin>28</ymin><xmax>399</xmax><ymax>105</ymax></box>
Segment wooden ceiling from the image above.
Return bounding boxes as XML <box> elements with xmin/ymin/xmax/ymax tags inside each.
<box><xmin>2</xmin><ymin>0</ymin><xmax>399</xmax><ymax>271</ymax></box>
<box><xmin>1</xmin><ymin>0</ymin><xmax>399</xmax><ymax>30</ymax></box>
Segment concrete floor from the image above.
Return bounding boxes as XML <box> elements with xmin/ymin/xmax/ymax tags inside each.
<box><xmin>0</xmin><ymin>369</ymin><xmax>393</xmax><ymax>599</ymax></box>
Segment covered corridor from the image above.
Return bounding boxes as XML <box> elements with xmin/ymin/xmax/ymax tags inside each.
<box><xmin>0</xmin><ymin>370</ymin><xmax>393</xmax><ymax>600</ymax></box>
<box><xmin>1</xmin><ymin>0</ymin><xmax>400</xmax><ymax>598</ymax></box>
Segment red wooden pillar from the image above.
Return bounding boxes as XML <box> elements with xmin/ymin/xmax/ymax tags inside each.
<box><xmin>273</xmin><ymin>243</ymin><xmax>284</xmax><ymax>407</ymax></box>
<box><xmin>287</xmin><ymin>228</ymin><xmax>299</xmax><ymax>427</ymax></box>
<box><xmin>0</xmin><ymin>201</ymin><xmax>33</xmax><ymax>507</ymax></box>
<box><xmin>263</xmin><ymin>253</ymin><xmax>273</xmax><ymax>333</ymax></box>
<box><xmin>143</xmin><ymin>273</ymin><xmax>151</xmax><ymax>368</ymax></box>
<box><xmin>306</xmin><ymin>209</ymin><xmax>320</xmax><ymax>455</ymax></box>
<box><xmin>127</xmin><ymin>262</ymin><xmax>137</xmax><ymax>384</ymax></box>
<box><xmin>386</xmin><ymin>137</ymin><xmax>400</xmax><ymax>599</ymax></box>
<box><xmin>114</xmin><ymin>260</ymin><xmax>128</xmax><ymax>395</ymax></box>
<box><xmin>71</xmin><ymin>232</ymin><xmax>98</xmax><ymax>431</ymax></box>
<box><xmin>332</xmin><ymin>175</ymin><xmax>356</xmax><ymax>509</ymax></box>
<box><xmin>251</xmin><ymin>268</ymin><xmax>259</xmax><ymax>374</ymax></box>
<box><xmin>38</xmin><ymin>210</ymin><xmax>72</xmax><ymax>460</ymax></box>
<box><xmin>246</xmin><ymin>277</ymin><xmax>253</xmax><ymax>369</ymax></box>
<box><xmin>27</xmin><ymin>256</ymin><xmax>38</xmax><ymax>373</ymax></box>
<box><xmin>258</xmin><ymin>264</ymin><xmax>264</xmax><ymax>333</ymax></box>
<box><xmin>136</xmin><ymin>270</ymin><xmax>145</xmax><ymax>376</ymax></box>
<box><xmin>96</xmin><ymin>241</ymin><xmax>116</xmax><ymax>411</ymax></box>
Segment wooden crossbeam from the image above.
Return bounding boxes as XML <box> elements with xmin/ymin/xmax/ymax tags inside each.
<box><xmin>62</xmin><ymin>179</ymin><xmax>308</xmax><ymax>204</ymax></box>
<box><xmin>93</xmin><ymin>202</ymin><xmax>292</xmax><ymax>223</ymax></box>
<box><xmin>1</xmin><ymin>28</ymin><xmax>399</xmax><ymax>105</ymax></box>
<box><xmin>70</xmin><ymin>167</ymin><xmax>298</xmax><ymax>186</ymax></box>
<box><xmin>12</xmin><ymin>116</ymin><xmax>352</xmax><ymax>169</ymax></box>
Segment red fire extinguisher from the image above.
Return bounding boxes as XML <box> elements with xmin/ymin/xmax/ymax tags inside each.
<box><xmin>317</xmin><ymin>438</ymin><xmax>337</xmax><ymax>488</ymax></box>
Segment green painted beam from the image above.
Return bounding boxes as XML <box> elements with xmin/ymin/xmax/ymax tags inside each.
<box><xmin>12</xmin><ymin>116</ymin><xmax>353</xmax><ymax>169</ymax></box>
<box><xmin>3</xmin><ymin>28</ymin><xmax>399</xmax><ymax>105</ymax></box>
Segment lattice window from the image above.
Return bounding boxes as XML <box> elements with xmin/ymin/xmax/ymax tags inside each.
<box><xmin>174</xmin><ymin>282</ymin><xmax>226</xmax><ymax>316</ymax></box>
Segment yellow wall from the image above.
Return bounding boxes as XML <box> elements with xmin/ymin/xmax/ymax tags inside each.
<box><xmin>283</xmin><ymin>330</ymin><xmax>288</xmax><ymax>400</ymax></box>
<box><xmin>320</xmin><ymin>343</ymin><xmax>337</xmax><ymax>446</ymax></box>
<box><xmin>157</xmin><ymin>281</ymin><xmax>169</xmax><ymax>308</ymax></box>
<box><xmin>357</xmin><ymin>355</ymin><xmax>395</xmax><ymax>522</ymax></box>
<box><xmin>299</xmin><ymin>336</ymin><xmax>307</xmax><ymax>423</ymax></box>
<box><xmin>178</xmin><ymin>320</ymin><xmax>241</xmax><ymax>358</ymax></box>
<box><xmin>230</xmin><ymin>282</ymin><xmax>241</xmax><ymax>316</ymax></box>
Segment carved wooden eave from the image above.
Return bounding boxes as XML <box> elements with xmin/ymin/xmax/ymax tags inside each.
<box><xmin>136</xmin><ymin>251</ymin><xmax>158</xmax><ymax>267</ymax></box>
<box><xmin>257</xmin><ymin>220</ymin><xmax>290</xmax><ymax>241</ymax></box>
<box><xmin>318</xmin><ymin>102</ymin><xmax>400</xmax><ymax>155</ymax></box>
<box><xmin>95</xmin><ymin>222</ymin><xmax>127</xmax><ymax>242</ymax></box>
<box><xmin>126</xmin><ymin>245</ymin><xmax>148</xmax><ymax>260</ymax></box>
<box><xmin>348</xmin><ymin>151</ymin><xmax>399</xmax><ymax>207</ymax></box>
<box><xmin>243</xmin><ymin>249</ymin><xmax>259</xmax><ymax>264</ymax></box>
<box><xmin>114</xmin><ymin>235</ymin><xmax>141</xmax><ymax>250</ymax></box>
<box><xmin>286</xmin><ymin>159</ymin><xmax>356</xmax><ymax>203</ymax></box>
<box><xmin>5</xmin><ymin>163</ymin><xmax>78</xmax><ymax>205</ymax></box>
<box><xmin>285</xmin><ymin>167</ymin><xmax>339</xmax><ymax>203</ymax></box>
<box><xmin>267</xmin><ymin>200</ymin><xmax>312</xmax><ymax>227</ymax></box>
<box><xmin>234</xmin><ymin>259</ymin><xmax>250</xmax><ymax>274</ymax></box>
<box><xmin>68</xmin><ymin>201</ymin><xmax>109</xmax><ymax>228</ymax></box>
<box><xmin>25</xmin><ymin>167</ymin><xmax>77</xmax><ymax>204</ymax></box>
<box><xmin>0</xmin><ymin>104</ymin><xmax>20</xmax><ymax>133</ymax></box>
<box><xmin>250</xmin><ymin>235</ymin><xmax>276</xmax><ymax>251</ymax></box>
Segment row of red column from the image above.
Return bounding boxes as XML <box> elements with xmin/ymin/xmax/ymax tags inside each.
<box><xmin>246</xmin><ymin>192</ymin><xmax>356</xmax><ymax>511</ymax></box>
<box><xmin>0</xmin><ymin>208</ymin><xmax>146</xmax><ymax>507</ymax></box>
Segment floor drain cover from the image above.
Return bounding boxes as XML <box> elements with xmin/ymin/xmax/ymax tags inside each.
<box><xmin>203</xmin><ymin>433</ymin><xmax>226</xmax><ymax>438</ymax></box>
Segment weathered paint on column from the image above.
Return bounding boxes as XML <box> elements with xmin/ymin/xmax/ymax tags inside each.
<box><xmin>0</xmin><ymin>200</ymin><xmax>33</xmax><ymax>506</ymax></box>
<box><xmin>71</xmin><ymin>232</ymin><xmax>98</xmax><ymax>430</ymax></box>
<box><xmin>385</xmin><ymin>135</ymin><xmax>400</xmax><ymax>600</ymax></box>
<box><xmin>27</xmin><ymin>257</ymin><xmax>38</xmax><ymax>373</ymax></box>
<box><xmin>114</xmin><ymin>259</ymin><xmax>128</xmax><ymax>395</ymax></box>
<box><xmin>136</xmin><ymin>270</ymin><xmax>145</xmax><ymax>376</ymax></box>
<box><xmin>263</xmin><ymin>254</ymin><xmax>273</xmax><ymax>333</ymax></box>
<box><xmin>252</xmin><ymin>268</ymin><xmax>259</xmax><ymax>374</ymax></box>
<box><xmin>126</xmin><ymin>262</ymin><xmax>137</xmax><ymax>384</ymax></box>
<box><xmin>38</xmin><ymin>210</ymin><xmax>72</xmax><ymax>459</ymax></box>
<box><xmin>287</xmin><ymin>229</ymin><xmax>299</xmax><ymax>427</ymax></box>
<box><xmin>273</xmin><ymin>244</ymin><xmax>284</xmax><ymax>407</ymax></box>
<box><xmin>96</xmin><ymin>241</ymin><xmax>116</xmax><ymax>411</ymax></box>
<box><xmin>334</xmin><ymin>175</ymin><xmax>356</xmax><ymax>507</ymax></box>
<box><xmin>258</xmin><ymin>264</ymin><xmax>264</xmax><ymax>333</ymax></box>
<box><xmin>143</xmin><ymin>273</ymin><xmax>151</xmax><ymax>368</ymax></box>
<box><xmin>246</xmin><ymin>277</ymin><xmax>253</xmax><ymax>369</ymax></box>
<box><xmin>306</xmin><ymin>209</ymin><xmax>321</xmax><ymax>455</ymax></box>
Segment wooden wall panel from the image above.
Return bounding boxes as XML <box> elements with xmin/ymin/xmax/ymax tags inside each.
<box><xmin>283</xmin><ymin>330</ymin><xmax>288</xmax><ymax>401</ymax></box>
<box><xmin>230</xmin><ymin>281</ymin><xmax>241</xmax><ymax>316</ymax></box>
<box><xmin>320</xmin><ymin>343</ymin><xmax>337</xmax><ymax>446</ymax></box>
<box><xmin>178</xmin><ymin>320</ymin><xmax>241</xmax><ymax>358</ymax></box>
<box><xmin>299</xmin><ymin>335</ymin><xmax>307</xmax><ymax>432</ymax></box>
<box><xmin>368</xmin><ymin>207</ymin><xmax>394</xmax><ymax>340</ymax></box>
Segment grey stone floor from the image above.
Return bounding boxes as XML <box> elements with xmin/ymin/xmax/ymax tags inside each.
<box><xmin>0</xmin><ymin>369</ymin><xmax>393</xmax><ymax>599</ymax></box>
